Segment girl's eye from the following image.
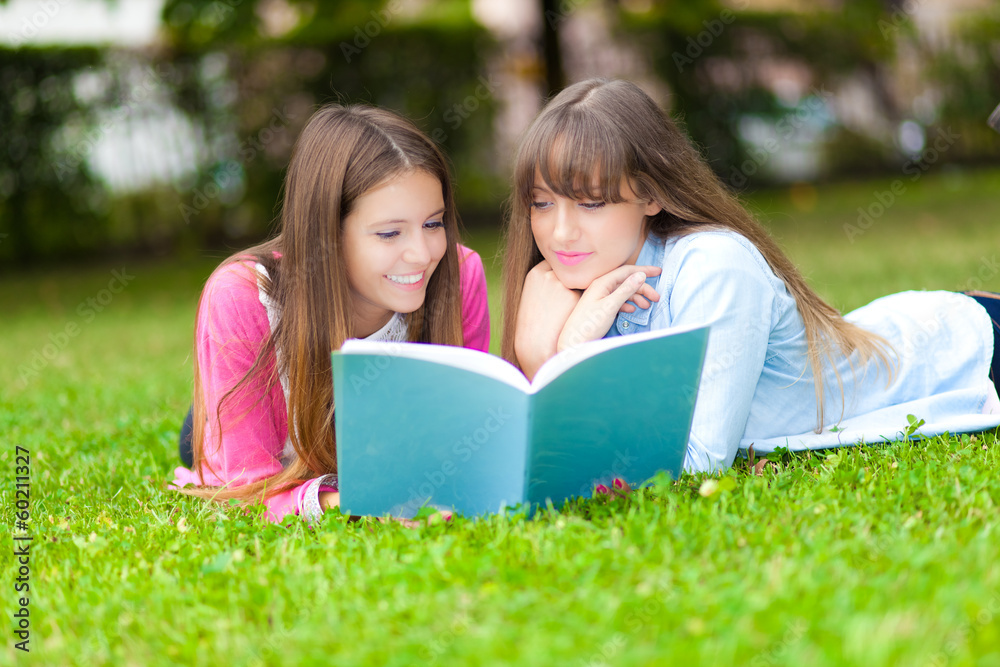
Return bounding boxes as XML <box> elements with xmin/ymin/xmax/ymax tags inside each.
<box><xmin>530</xmin><ymin>201</ymin><xmax>552</xmax><ymax>211</ymax></box>
<box><xmin>424</xmin><ymin>220</ymin><xmax>445</xmax><ymax>230</ymax></box>
<box><xmin>375</xmin><ymin>231</ymin><xmax>400</xmax><ymax>240</ymax></box>
<box><xmin>580</xmin><ymin>202</ymin><xmax>605</xmax><ymax>211</ymax></box>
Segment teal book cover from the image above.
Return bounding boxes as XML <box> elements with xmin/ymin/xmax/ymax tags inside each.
<box><xmin>331</xmin><ymin>325</ymin><xmax>709</xmax><ymax>518</ymax></box>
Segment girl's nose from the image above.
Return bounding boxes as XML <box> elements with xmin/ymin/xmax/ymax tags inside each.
<box><xmin>551</xmin><ymin>204</ymin><xmax>579</xmax><ymax>244</ymax></box>
<box><xmin>403</xmin><ymin>233</ymin><xmax>432</xmax><ymax>265</ymax></box>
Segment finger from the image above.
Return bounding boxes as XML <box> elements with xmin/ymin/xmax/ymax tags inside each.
<box><xmin>631</xmin><ymin>293</ymin><xmax>651</xmax><ymax>310</ymax></box>
<box><xmin>619</xmin><ymin>302</ymin><xmax>636</xmax><ymax>313</ymax></box>
<box><xmin>620</xmin><ymin>264</ymin><xmax>662</xmax><ymax>277</ymax></box>
<box><xmin>594</xmin><ymin>264</ymin><xmax>662</xmax><ymax>292</ymax></box>
<box><xmin>618</xmin><ymin>269</ymin><xmax>661</xmax><ymax>305</ymax></box>
<box><xmin>612</xmin><ymin>478</ymin><xmax>631</xmax><ymax>496</ymax></box>
<box><xmin>625</xmin><ymin>281</ymin><xmax>660</xmax><ymax>304</ymax></box>
<box><xmin>588</xmin><ymin>265</ymin><xmax>651</xmax><ymax>297</ymax></box>
<box><xmin>607</xmin><ymin>272</ymin><xmax>648</xmax><ymax>309</ymax></box>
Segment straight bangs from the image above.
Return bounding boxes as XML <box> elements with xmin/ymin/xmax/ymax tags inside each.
<box><xmin>517</xmin><ymin>107</ymin><xmax>633</xmax><ymax>206</ymax></box>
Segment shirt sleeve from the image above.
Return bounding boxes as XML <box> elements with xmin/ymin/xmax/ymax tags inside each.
<box><xmin>458</xmin><ymin>244</ymin><xmax>491</xmax><ymax>352</ymax></box>
<box><xmin>665</xmin><ymin>235</ymin><xmax>776</xmax><ymax>473</ymax></box>
<box><xmin>172</xmin><ymin>261</ymin><xmax>335</xmax><ymax>524</ymax></box>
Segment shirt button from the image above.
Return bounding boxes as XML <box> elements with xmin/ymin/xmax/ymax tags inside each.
<box><xmin>622</xmin><ymin>321</ymin><xmax>629</xmax><ymax>329</ymax></box>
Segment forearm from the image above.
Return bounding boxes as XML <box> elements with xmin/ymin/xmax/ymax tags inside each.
<box><xmin>514</xmin><ymin>329</ymin><xmax>559</xmax><ymax>381</ymax></box>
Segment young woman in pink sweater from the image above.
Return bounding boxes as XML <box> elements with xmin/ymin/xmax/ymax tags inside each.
<box><xmin>171</xmin><ymin>104</ymin><xmax>490</xmax><ymax>523</ymax></box>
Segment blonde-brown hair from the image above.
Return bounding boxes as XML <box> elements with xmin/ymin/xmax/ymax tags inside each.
<box><xmin>501</xmin><ymin>78</ymin><xmax>893</xmax><ymax>431</ymax></box>
<box><xmin>185</xmin><ymin>104</ymin><xmax>464</xmax><ymax>504</ymax></box>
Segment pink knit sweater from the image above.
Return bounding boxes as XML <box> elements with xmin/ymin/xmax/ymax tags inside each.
<box><xmin>171</xmin><ymin>245</ymin><xmax>491</xmax><ymax>522</ymax></box>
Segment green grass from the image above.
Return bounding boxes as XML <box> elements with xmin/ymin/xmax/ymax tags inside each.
<box><xmin>3</xmin><ymin>167</ymin><xmax>1000</xmax><ymax>666</ymax></box>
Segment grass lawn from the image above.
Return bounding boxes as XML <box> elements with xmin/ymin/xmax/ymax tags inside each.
<box><xmin>2</xmin><ymin>167</ymin><xmax>1000</xmax><ymax>666</ymax></box>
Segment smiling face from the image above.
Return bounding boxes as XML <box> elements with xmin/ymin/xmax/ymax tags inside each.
<box><xmin>342</xmin><ymin>169</ymin><xmax>448</xmax><ymax>337</ymax></box>
<box><xmin>530</xmin><ymin>172</ymin><xmax>661</xmax><ymax>290</ymax></box>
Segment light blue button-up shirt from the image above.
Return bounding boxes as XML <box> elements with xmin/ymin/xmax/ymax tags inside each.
<box><xmin>605</xmin><ymin>230</ymin><xmax>1000</xmax><ymax>473</ymax></box>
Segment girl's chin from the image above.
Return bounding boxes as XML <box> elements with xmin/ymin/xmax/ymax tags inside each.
<box><xmin>550</xmin><ymin>266</ymin><xmax>597</xmax><ymax>291</ymax></box>
<box><xmin>390</xmin><ymin>297</ymin><xmax>426</xmax><ymax>314</ymax></box>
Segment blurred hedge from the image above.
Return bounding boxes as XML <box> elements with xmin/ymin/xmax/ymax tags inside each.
<box><xmin>0</xmin><ymin>0</ymin><xmax>500</xmax><ymax>266</ymax></box>
<box><xmin>620</xmin><ymin>0</ymin><xmax>1000</xmax><ymax>179</ymax></box>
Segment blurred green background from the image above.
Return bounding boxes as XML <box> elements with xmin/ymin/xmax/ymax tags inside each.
<box><xmin>1</xmin><ymin>0</ymin><xmax>998</xmax><ymax>266</ymax></box>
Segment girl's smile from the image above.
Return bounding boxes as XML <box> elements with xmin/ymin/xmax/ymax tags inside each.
<box><xmin>385</xmin><ymin>270</ymin><xmax>427</xmax><ymax>289</ymax></box>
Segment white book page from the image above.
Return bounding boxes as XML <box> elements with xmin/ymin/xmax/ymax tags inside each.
<box><xmin>338</xmin><ymin>340</ymin><xmax>531</xmax><ymax>392</ymax></box>
<box><xmin>340</xmin><ymin>322</ymin><xmax>705</xmax><ymax>395</ymax></box>
<box><xmin>529</xmin><ymin>323</ymin><xmax>707</xmax><ymax>393</ymax></box>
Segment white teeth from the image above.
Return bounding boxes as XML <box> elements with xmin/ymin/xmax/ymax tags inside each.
<box><xmin>386</xmin><ymin>272</ymin><xmax>423</xmax><ymax>285</ymax></box>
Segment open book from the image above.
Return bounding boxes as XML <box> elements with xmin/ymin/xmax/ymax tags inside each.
<box><xmin>331</xmin><ymin>324</ymin><xmax>709</xmax><ymax>518</ymax></box>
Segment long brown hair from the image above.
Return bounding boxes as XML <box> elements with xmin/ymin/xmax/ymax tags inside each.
<box><xmin>185</xmin><ymin>104</ymin><xmax>465</xmax><ymax>503</ymax></box>
<box><xmin>501</xmin><ymin>78</ymin><xmax>893</xmax><ymax>431</ymax></box>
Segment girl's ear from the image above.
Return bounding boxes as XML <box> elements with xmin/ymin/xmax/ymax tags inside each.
<box><xmin>644</xmin><ymin>199</ymin><xmax>662</xmax><ymax>216</ymax></box>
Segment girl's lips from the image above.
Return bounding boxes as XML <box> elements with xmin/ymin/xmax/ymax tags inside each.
<box><xmin>554</xmin><ymin>251</ymin><xmax>593</xmax><ymax>266</ymax></box>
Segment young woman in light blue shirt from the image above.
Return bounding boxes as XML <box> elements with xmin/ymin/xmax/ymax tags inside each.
<box><xmin>502</xmin><ymin>78</ymin><xmax>1000</xmax><ymax>473</ymax></box>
